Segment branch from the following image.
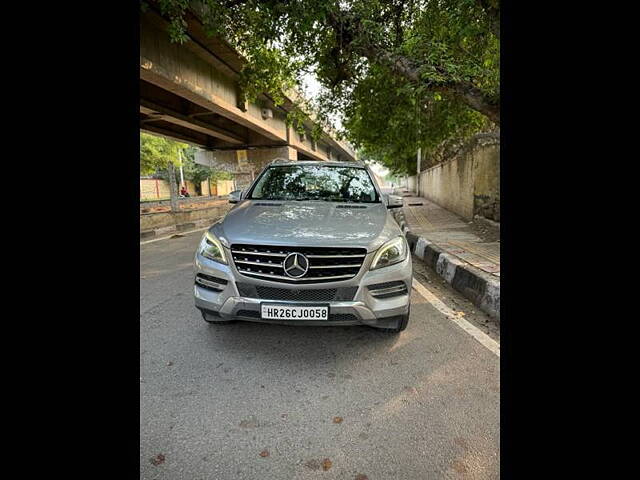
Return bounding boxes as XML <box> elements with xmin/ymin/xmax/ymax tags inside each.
<box><xmin>363</xmin><ymin>45</ymin><xmax>500</xmax><ymax>124</ymax></box>
<box><xmin>443</xmin><ymin>82</ymin><xmax>500</xmax><ymax>125</ymax></box>
<box><xmin>327</xmin><ymin>9</ymin><xmax>499</xmax><ymax>124</ymax></box>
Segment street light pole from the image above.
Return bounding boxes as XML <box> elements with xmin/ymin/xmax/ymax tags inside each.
<box><xmin>179</xmin><ymin>149</ymin><xmax>185</xmax><ymax>188</ymax></box>
<box><xmin>168</xmin><ymin>160</ymin><xmax>179</xmax><ymax>213</ymax></box>
<box><xmin>416</xmin><ymin>147</ymin><xmax>421</xmax><ymax>196</ymax></box>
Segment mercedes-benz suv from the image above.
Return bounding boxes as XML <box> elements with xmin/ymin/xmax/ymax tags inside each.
<box><xmin>193</xmin><ymin>159</ymin><xmax>411</xmax><ymax>332</ymax></box>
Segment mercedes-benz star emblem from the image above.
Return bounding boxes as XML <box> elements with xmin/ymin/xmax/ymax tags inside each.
<box><xmin>283</xmin><ymin>252</ymin><xmax>309</xmax><ymax>278</ymax></box>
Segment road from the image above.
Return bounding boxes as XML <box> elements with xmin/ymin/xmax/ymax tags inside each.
<box><xmin>140</xmin><ymin>231</ymin><xmax>500</xmax><ymax>479</ymax></box>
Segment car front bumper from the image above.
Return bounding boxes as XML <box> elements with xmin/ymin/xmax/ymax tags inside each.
<box><xmin>193</xmin><ymin>247</ymin><xmax>412</xmax><ymax>328</ymax></box>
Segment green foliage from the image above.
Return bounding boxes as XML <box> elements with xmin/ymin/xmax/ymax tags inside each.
<box><xmin>140</xmin><ymin>132</ymin><xmax>188</xmax><ymax>175</ymax></box>
<box><xmin>344</xmin><ymin>64</ymin><xmax>490</xmax><ymax>175</ymax></box>
<box><xmin>147</xmin><ymin>144</ymin><xmax>228</xmax><ymax>193</ymax></box>
<box><xmin>210</xmin><ymin>169</ymin><xmax>233</xmax><ymax>183</ymax></box>
<box><xmin>181</xmin><ymin>147</ymin><xmax>212</xmax><ymax>186</ymax></box>
<box><xmin>155</xmin><ymin>0</ymin><xmax>190</xmax><ymax>43</ymax></box>
<box><xmin>239</xmin><ymin>46</ymin><xmax>301</xmax><ymax>107</ymax></box>
<box><xmin>151</xmin><ymin>0</ymin><xmax>499</xmax><ymax>172</ymax></box>
<box><xmin>285</xmin><ymin>106</ymin><xmax>309</xmax><ymax>136</ymax></box>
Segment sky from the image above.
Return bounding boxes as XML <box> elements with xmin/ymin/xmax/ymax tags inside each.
<box><xmin>300</xmin><ymin>73</ymin><xmax>343</xmax><ymax>131</ymax></box>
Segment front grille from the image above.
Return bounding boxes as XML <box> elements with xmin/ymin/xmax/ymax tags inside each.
<box><xmin>230</xmin><ymin>244</ymin><xmax>367</xmax><ymax>284</ymax></box>
<box><xmin>236</xmin><ymin>283</ymin><xmax>358</xmax><ymax>301</ymax></box>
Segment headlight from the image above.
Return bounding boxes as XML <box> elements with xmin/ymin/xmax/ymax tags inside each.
<box><xmin>370</xmin><ymin>236</ymin><xmax>407</xmax><ymax>270</ymax></box>
<box><xmin>199</xmin><ymin>231</ymin><xmax>227</xmax><ymax>264</ymax></box>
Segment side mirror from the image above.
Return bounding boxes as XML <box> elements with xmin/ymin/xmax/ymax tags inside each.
<box><xmin>386</xmin><ymin>194</ymin><xmax>403</xmax><ymax>209</ymax></box>
<box><xmin>229</xmin><ymin>190</ymin><xmax>243</xmax><ymax>204</ymax></box>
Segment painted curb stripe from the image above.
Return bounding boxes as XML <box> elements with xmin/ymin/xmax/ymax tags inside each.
<box><xmin>397</xmin><ymin>206</ymin><xmax>499</xmax><ymax>320</ymax></box>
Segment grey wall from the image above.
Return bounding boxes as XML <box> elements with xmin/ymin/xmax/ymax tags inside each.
<box><xmin>410</xmin><ymin>135</ymin><xmax>499</xmax><ymax>222</ymax></box>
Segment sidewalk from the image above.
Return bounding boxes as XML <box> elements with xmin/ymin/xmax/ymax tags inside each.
<box><xmin>393</xmin><ymin>189</ymin><xmax>500</xmax><ymax>320</ymax></box>
<box><xmin>397</xmin><ymin>193</ymin><xmax>500</xmax><ymax>277</ymax></box>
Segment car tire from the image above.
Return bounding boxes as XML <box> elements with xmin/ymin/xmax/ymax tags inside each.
<box><xmin>378</xmin><ymin>306</ymin><xmax>410</xmax><ymax>333</ymax></box>
<box><xmin>201</xmin><ymin>311</ymin><xmax>235</xmax><ymax>324</ymax></box>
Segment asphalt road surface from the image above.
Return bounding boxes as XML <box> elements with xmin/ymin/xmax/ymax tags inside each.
<box><xmin>140</xmin><ymin>231</ymin><xmax>500</xmax><ymax>479</ymax></box>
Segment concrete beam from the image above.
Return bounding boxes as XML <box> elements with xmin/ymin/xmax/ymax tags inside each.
<box><xmin>140</xmin><ymin>63</ymin><xmax>286</xmax><ymax>143</ymax></box>
<box><xmin>140</xmin><ymin>8</ymin><xmax>355</xmax><ymax>161</ymax></box>
<box><xmin>140</xmin><ymin>101</ymin><xmax>244</xmax><ymax>145</ymax></box>
<box><xmin>141</xmin><ymin>123</ymin><xmax>212</xmax><ymax>149</ymax></box>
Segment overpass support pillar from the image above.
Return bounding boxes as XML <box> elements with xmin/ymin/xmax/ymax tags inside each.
<box><xmin>269</xmin><ymin>146</ymin><xmax>297</xmax><ymax>161</ymax></box>
<box><xmin>246</xmin><ymin>146</ymin><xmax>298</xmax><ymax>170</ymax></box>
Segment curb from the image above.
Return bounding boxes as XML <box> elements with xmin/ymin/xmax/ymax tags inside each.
<box><xmin>393</xmin><ymin>209</ymin><xmax>500</xmax><ymax>321</ymax></box>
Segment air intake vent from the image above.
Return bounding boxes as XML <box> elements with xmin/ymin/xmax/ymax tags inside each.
<box><xmin>236</xmin><ymin>283</ymin><xmax>358</xmax><ymax>301</ymax></box>
<box><xmin>336</xmin><ymin>205</ymin><xmax>367</xmax><ymax>209</ymax></box>
<box><xmin>367</xmin><ymin>280</ymin><xmax>408</xmax><ymax>299</ymax></box>
<box><xmin>195</xmin><ymin>273</ymin><xmax>228</xmax><ymax>291</ymax></box>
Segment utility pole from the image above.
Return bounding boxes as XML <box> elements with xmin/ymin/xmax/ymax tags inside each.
<box><xmin>179</xmin><ymin>149</ymin><xmax>185</xmax><ymax>188</ymax></box>
<box><xmin>416</xmin><ymin>147</ymin><xmax>421</xmax><ymax>196</ymax></box>
<box><xmin>168</xmin><ymin>159</ymin><xmax>179</xmax><ymax>213</ymax></box>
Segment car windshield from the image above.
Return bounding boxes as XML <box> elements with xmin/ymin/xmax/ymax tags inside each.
<box><xmin>247</xmin><ymin>165</ymin><xmax>380</xmax><ymax>203</ymax></box>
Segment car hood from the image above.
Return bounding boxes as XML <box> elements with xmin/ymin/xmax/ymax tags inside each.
<box><xmin>212</xmin><ymin>200</ymin><xmax>401</xmax><ymax>252</ymax></box>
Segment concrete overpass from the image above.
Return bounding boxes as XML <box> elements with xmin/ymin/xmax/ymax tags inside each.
<box><xmin>140</xmin><ymin>2</ymin><xmax>355</xmax><ymax>180</ymax></box>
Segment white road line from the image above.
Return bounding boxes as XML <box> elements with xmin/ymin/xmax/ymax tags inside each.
<box><xmin>140</xmin><ymin>227</ymin><xmax>209</xmax><ymax>245</ymax></box>
<box><xmin>412</xmin><ymin>277</ymin><xmax>500</xmax><ymax>357</ymax></box>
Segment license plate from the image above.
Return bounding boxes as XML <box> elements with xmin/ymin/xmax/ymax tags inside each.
<box><xmin>260</xmin><ymin>304</ymin><xmax>329</xmax><ymax>320</ymax></box>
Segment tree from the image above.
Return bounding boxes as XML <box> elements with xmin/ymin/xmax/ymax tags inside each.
<box><xmin>140</xmin><ymin>131</ymin><xmax>188</xmax><ymax>210</ymax></box>
<box><xmin>181</xmin><ymin>147</ymin><xmax>213</xmax><ymax>195</ymax></box>
<box><xmin>140</xmin><ymin>131</ymin><xmax>188</xmax><ymax>175</ymax></box>
<box><xmin>344</xmin><ymin>63</ymin><xmax>490</xmax><ymax>175</ymax></box>
<box><xmin>150</xmin><ymin>0</ymin><xmax>499</xmax><ymax>172</ymax></box>
<box><xmin>152</xmin><ymin>145</ymin><xmax>236</xmax><ymax>195</ymax></box>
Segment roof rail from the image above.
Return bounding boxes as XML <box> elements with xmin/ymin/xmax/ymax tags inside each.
<box><xmin>269</xmin><ymin>157</ymin><xmax>295</xmax><ymax>164</ymax></box>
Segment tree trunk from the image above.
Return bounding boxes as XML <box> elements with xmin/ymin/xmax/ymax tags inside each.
<box><xmin>167</xmin><ymin>161</ymin><xmax>179</xmax><ymax>212</ymax></box>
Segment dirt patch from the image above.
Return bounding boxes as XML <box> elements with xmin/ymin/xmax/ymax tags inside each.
<box><xmin>467</xmin><ymin>217</ymin><xmax>500</xmax><ymax>243</ymax></box>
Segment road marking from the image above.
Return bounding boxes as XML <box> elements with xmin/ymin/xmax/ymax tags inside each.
<box><xmin>411</xmin><ymin>277</ymin><xmax>500</xmax><ymax>357</ymax></box>
<box><xmin>140</xmin><ymin>227</ymin><xmax>209</xmax><ymax>245</ymax></box>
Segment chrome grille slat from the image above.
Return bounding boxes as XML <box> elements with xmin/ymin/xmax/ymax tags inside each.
<box><xmin>238</xmin><ymin>270</ymin><xmax>354</xmax><ymax>282</ymax></box>
<box><xmin>306</xmin><ymin>254</ymin><xmax>365</xmax><ymax>259</ymax></box>
<box><xmin>231</xmin><ymin>250</ymin><xmax>287</xmax><ymax>257</ymax></box>
<box><xmin>308</xmin><ymin>264</ymin><xmax>362</xmax><ymax>269</ymax></box>
<box><xmin>231</xmin><ymin>243</ymin><xmax>367</xmax><ymax>284</ymax></box>
<box><xmin>235</xmin><ymin>259</ymin><xmax>284</xmax><ymax>268</ymax></box>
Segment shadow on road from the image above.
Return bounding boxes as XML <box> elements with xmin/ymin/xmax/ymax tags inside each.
<box><xmin>202</xmin><ymin>321</ymin><xmax>398</xmax><ymax>370</ymax></box>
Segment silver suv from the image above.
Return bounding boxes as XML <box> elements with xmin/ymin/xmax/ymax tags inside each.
<box><xmin>193</xmin><ymin>160</ymin><xmax>412</xmax><ymax>332</ymax></box>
